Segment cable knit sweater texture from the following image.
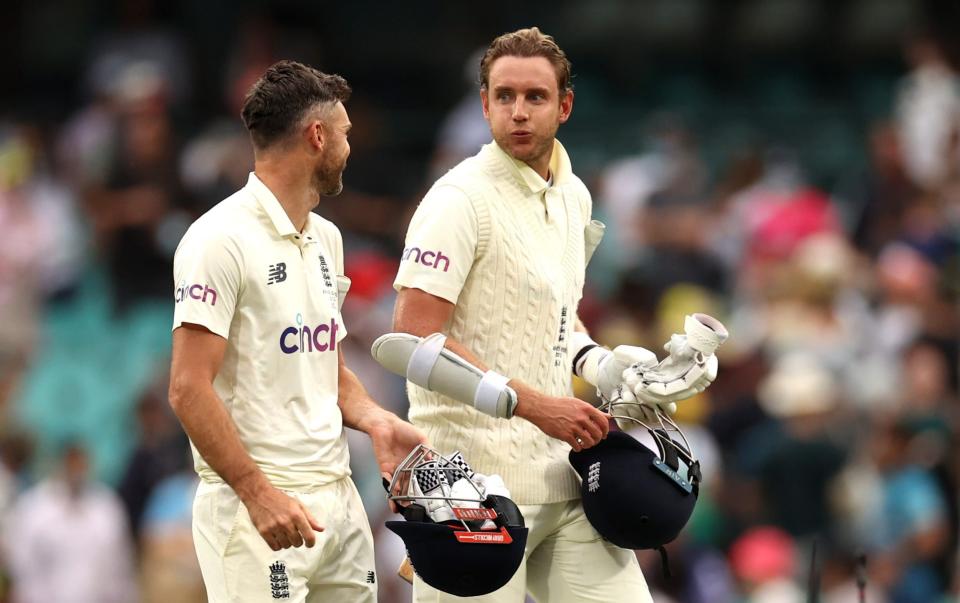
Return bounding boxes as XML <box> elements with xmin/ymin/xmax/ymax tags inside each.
<box><xmin>407</xmin><ymin>141</ymin><xmax>591</xmax><ymax>505</ymax></box>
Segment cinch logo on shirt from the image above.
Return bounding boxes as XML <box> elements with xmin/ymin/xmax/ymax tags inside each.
<box><xmin>279</xmin><ymin>314</ymin><xmax>339</xmax><ymax>354</ymax></box>
<box><xmin>175</xmin><ymin>282</ymin><xmax>218</xmax><ymax>306</ymax></box>
<box><xmin>402</xmin><ymin>247</ymin><xmax>450</xmax><ymax>272</ymax></box>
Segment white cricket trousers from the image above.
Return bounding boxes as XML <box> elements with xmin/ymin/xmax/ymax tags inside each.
<box><xmin>192</xmin><ymin>477</ymin><xmax>376</xmax><ymax>602</ymax></box>
<box><xmin>412</xmin><ymin>498</ymin><xmax>652</xmax><ymax>602</ymax></box>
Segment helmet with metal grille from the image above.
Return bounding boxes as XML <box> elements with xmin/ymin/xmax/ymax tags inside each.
<box><xmin>384</xmin><ymin>444</ymin><xmax>528</xmax><ymax>597</ymax></box>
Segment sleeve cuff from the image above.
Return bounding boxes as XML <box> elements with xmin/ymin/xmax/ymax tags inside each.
<box><xmin>172</xmin><ymin>317</ymin><xmax>231</xmax><ymax>340</ymax></box>
<box><xmin>393</xmin><ymin>275</ymin><xmax>461</xmax><ymax>305</ymax></box>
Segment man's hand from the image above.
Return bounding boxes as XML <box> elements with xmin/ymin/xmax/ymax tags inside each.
<box><xmin>514</xmin><ymin>390</ymin><xmax>609</xmax><ymax>451</ymax></box>
<box><xmin>367</xmin><ymin>414</ymin><xmax>429</xmax><ymax>512</ymax></box>
<box><xmin>368</xmin><ymin>415</ymin><xmax>430</xmax><ymax>479</ymax></box>
<box><xmin>239</xmin><ymin>480</ymin><xmax>324</xmax><ymax>551</ymax></box>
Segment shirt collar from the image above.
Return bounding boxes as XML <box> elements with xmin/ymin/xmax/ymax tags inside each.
<box><xmin>488</xmin><ymin>138</ymin><xmax>573</xmax><ymax>195</ymax></box>
<box><xmin>245</xmin><ymin>172</ymin><xmax>301</xmax><ymax>238</ymax></box>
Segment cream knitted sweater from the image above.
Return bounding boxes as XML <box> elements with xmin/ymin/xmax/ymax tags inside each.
<box><xmin>407</xmin><ymin>141</ymin><xmax>591</xmax><ymax>504</ymax></box>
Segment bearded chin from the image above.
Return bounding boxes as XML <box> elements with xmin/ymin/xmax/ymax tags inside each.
<box><xmin>326</xmin><ymin>179</ymin><xmax>344</xmax><ymax>196</ymax></box>
<box><xmin>315</xmin><ymin>163</ymin><xmax>344</xmax><ymax>197</ymax></box>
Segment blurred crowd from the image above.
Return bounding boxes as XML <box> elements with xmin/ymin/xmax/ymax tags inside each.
<box><xmin>1</xmin><ymin>4</ymin><xmax>959</xmax><ymax>603</ymax></box>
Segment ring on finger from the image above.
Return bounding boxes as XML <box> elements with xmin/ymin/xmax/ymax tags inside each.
<box><xmin>575</xmin><ymin>436</ymin><xmax>583</xmax><ymax>446</ymax></box>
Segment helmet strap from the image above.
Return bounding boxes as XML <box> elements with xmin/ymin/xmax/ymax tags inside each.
<box><xmin>658</xmin><ymin>546</ymin><xmax>672</xmax><ymax>579</ymax></box>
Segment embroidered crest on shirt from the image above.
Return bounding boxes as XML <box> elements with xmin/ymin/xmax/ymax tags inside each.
<box><xmin>553</xmin><ymin>306</ymin><xmax>569</xmax><ymax>366</ymax></box>
<box><xmin>269</xmin><ymin>561</ymin><xmax>290</xmax><ymax>599</ymax></box>
<box><xmin>318</xmin><ymin>255</ymin><xmax>334</xmax><ymax>288</ymax></box>
<box><xmin>317</xmin><ymin>254</ymin><xmax>340</xmax><ymax>309</ymax></box>
<box><xmin>268</xmin><ymin>262</ymin><xmax>287</xmax><ymax>285</ymax></box>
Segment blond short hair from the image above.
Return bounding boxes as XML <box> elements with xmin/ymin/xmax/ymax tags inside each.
<box><xmin>479</xmin><ymin>27</ymin><xmax>573</xmax><ymax>93</ymax></box>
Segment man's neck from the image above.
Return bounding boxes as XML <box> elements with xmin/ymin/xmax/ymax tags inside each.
<box><xmin>254</xmin><ymin>157</ymin><xmax>318</xmax><ymax>232</ymax></box>
<box><xmin>519</xmin><ymin>139</ymin><xmax>555</xmax><ymax>181</ymax></box>
<box><xmin>526</xmin><ymin>156</ymin><xmax>551</xmax><ymax>181</ymax></box>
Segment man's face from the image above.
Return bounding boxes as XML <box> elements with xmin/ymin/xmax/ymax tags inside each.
<box><xmin>313</xmin><ymin>101</ymin><xmax>352</xmax><ymax>196</ymax></box>
<box><xmin>63</xmin><ymin>446</ymin><xmax>89</xmax><ymax>493</ymax></box>
<box><xmin>481</xmin><ymin>56</ymin><xmax>573</xmax><ymax>170</ymax></box>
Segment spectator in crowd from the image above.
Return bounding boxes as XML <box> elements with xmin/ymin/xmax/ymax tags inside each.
<box><xmin>138</xmin><ymin>457</ymin><xmax>203</xmax><ymax>603</ymax></box>
<box><xmin>895</xmin><ymin>32</ymin><xmax>960</xmax><ymax>191</ymax></box>
<box><xmin>743</xmin><ymin>352</ymin><xmax>847</xmax><ymax>539</ymax></box>
<box><xmin>728</xmin><ymin>526</ymin><xmax>803</xmax><ymax>603</ymax></box>
<box><xmin>4</xmin><ymin>443</ymin><xmax>137</xmax><ymax>603</ymax></box>
<box><xmin>117</xmin><ymin>381</ymin><xmax>189</xmax><ymax>539</ymax></box>
<box><xmin>867</xmin><ymin>417</ymin><xmax>950</xmax><ymax>603</ymax></box>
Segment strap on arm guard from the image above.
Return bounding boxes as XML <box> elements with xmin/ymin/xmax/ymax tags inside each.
<box><xmin>371</xmin><ymin>332</ymin><xmax>518</xmax><ymax>419</ymax></box>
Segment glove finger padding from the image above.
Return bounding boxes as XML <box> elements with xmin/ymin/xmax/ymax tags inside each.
<box><xmin>595</xmin><ymin>345</ymin><xmax>659</xmax><ymax>404</ymax></box>
<box><xmin>613</xmin><ymin>345</ymin><xmax>659</xmax><ymax>369</ymax></box>
<box><xmin>704</xmin><ymin>353</ymin><xmax>718</xmax><ymax>382</ymax></box>
<box><xmin>630</xmin><ymin>354</ymin><xmax>717</xmax><ymax>405</ymax></box>
<box><xmin>608</xmin><ymin>313</ymin><xmax>726</xmax><ymax>414</ymax></box>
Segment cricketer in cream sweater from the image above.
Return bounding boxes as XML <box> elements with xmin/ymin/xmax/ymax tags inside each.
<box><xmin>390</xmin><ymin>28</ymin><xmax>653</xmax><ymax>603</ymax></box>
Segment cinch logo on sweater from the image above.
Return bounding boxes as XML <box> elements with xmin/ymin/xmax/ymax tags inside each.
<box><xmin>279</xmin><ymin>314</ymin><xmax>339</xmax><ymax>354</ymax></box>
<box><xmin>175</xmin><ymin>282</ymin><xmax>218</xmax><ymax>306</ymax></box>
<box><xmin>402</xmin><ymin>247</ymin><xmax>450</xmax><ymax>272</ymax></box>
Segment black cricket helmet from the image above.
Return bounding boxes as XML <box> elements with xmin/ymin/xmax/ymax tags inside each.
<box><xmin>385</xmin><ymin>444</ymin><xmax>528</xmax><ymax>597</ymax></box>
<box><xmin>569</xmin><ymin>399</ymin><xmax>701</xmax><ymax>551</ymax></box>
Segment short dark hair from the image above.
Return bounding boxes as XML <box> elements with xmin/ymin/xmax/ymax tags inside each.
<box><xmin>479</xmin><ymin>27</ymin><xmax>573</xmax><ymax>94</ymax></box>
<box><xmin>240</xmin><ymin>60</ymin><xmax>351</xmax><ymax>150</ymax></box>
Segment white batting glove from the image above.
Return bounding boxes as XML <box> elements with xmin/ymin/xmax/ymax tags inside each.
<box><xmin>411</xmin><ymin>462</ymin><xmax>456</xmax><ymax>523</ymax></box>
<box><xmin>469</xmin><ymin>473</ymin><xmax>511</xmax><ymax>529</ymax></box>
<box><xmin>625</xmin><ymin>314</ymin><xmax>727</xmax><ymax>409</ymax></box>
<box><xmin>573</xmin><ymin>332</ymin><xmax>659</xmax><ymax>405</ymax></box>
<box><xmin>596</xmin><ymin>345</ymin><xmax>659</xmax><ymax>404</ymax></box>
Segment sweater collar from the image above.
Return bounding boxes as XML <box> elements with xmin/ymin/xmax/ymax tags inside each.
<box><xmin>485</xmin><ymin>139</ymin><xmax>572</xmax><ymax>194</ymax></box>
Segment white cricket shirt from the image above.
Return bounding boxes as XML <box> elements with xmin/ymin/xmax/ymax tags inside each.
<box><xmin>173</xmin><ymin>173</ymin><xmax>351</xmax><ymax>489</ymax></box>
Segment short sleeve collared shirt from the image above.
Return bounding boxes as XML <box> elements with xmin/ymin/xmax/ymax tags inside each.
<box><xmin>173</xmin><ymin>173</ymin><xmax>350</xmax><ymax>488</ymax></box>
<box><xmin>394</xmin><ymin>140</ymin><xmax>573</xmax><ymax>304</ymax></box>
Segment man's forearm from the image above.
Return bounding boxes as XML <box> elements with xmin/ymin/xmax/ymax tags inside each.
<box><xmin>169</xmin><ymin>380</ymin><xmax>268</xmax><ymax>500</ymax></box>
<box><xmin>338</xmin><ymin>362</ymin><xmax>395</xmax><ymax>434</ymax></box>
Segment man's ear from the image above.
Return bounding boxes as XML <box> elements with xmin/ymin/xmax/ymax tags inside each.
<box><xmin>480</xmin><ymin>89</ymin><xmax>491</xmax><ymax>121</ymax></box>
<box><xmin>307</xmin><ymin>119</ymin><xmax>325</xmax><ymax>151</ymax></box>
<box><xmin>558</xmin><ymin>89</ymin><xmax>574</xmax><ymax>125</ymax></box>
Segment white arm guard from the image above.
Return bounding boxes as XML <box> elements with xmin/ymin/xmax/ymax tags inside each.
<box><xmin>371</xmin><ymin>332</ymin><xmax>518</xmax><ymax>419</ymax></box>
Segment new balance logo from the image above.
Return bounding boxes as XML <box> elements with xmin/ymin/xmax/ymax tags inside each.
<box><xmin>268</xmin><ymin>263</ymin><xmax>287</xmax><ymax>285</ymax></box>
<box><xmin>366</xmin><ymin>570</ymin><xmax>376</xmax><ymax>584</ymax></box>
<box><xmin>269</xmin><ymin>561</ymin><xmax>290</xmax><ymax>599</ymax></box>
